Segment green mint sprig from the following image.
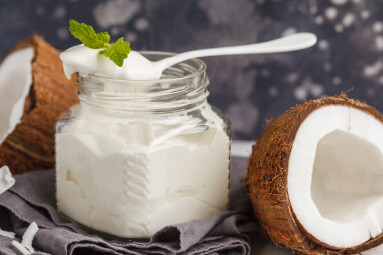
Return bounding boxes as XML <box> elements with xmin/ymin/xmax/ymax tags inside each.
<box><xmin>68</xmin><ymin>19</ymin><xmax>131</xmax><ymax>67</ymax></box>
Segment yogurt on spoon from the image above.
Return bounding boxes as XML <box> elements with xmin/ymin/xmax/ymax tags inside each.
<box><xmin>60</xmin><ymin>45</ymin><xmax>160</xmax><ymax>80</ymax></box>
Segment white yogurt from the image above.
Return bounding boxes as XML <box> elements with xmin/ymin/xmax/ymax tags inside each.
<box><xmin>56</xmin><ymin>104</ymin><xmax>230</xmax><ymax>238</ymax></box>
<box><xmin>60</xmin><ymin>45</ymin><xmax>161</xmax><ymax>80</ymax></box>
<box><xmin>57</xmin><ymin>47</ymin><xmax>231</xmax><ymax>238</ymax></box>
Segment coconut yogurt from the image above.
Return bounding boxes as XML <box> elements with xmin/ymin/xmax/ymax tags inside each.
<box><xmin>56</xmin><ymin>49</ymin><xmax>231</xmax><ymax>238</ymax></box>
<box><xmin>60</xmin><ymin>45</ymin><xmax>160</xmax><ymax>80</ymax></box>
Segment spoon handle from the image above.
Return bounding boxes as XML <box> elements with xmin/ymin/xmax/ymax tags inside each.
<box><xmin>157</xmin><ymin>33</ymin><xmax>317</xmax><ymax>70</ymax></box>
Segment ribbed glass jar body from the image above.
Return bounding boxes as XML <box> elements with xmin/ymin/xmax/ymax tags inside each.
<box><xmin>55</xmin><ymin>52</ymin><xmax>231</xmax><ymax>239</ymax></box>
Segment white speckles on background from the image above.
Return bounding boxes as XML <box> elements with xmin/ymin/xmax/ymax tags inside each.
<box><xmin>315</xmin><ymin>16</ymin><xmax>324</xmax><ymax>25</ymax></box>
<box><xmin>198</xmin><ymin>0</ymin><xmax>254</xmax><ymax>25</ymax></box>
<box><xmin>310</xmin><ymin>6</ymin><xmax>318</xmax><ymax>14</ymax></box>
<box><xmin>269</xmin><ymin>86</ymin><xmax>278</xmax><ymax>97</ymax></box>
<box><xmin>311</xmin><ymin>84</ymin><xmax>324</xmax><ymax>97</ymax></box>
<box><xmin>234</xmin><ymin>69</ymin><xmax>256</xmax><ymax>100</ymax></box>
<box><xmin>318</xmin><ymin>40</ymin><xmax>329</xmax><ymax>50</ymax></box>
<box><xmin>56</xmin><ymin>27</ymin><xmax>69</xmax><ymax>40</ymax></box>
<box><xmin>330</xmin><ymin>0</ymin><xmax>348</xmax><ymax>5</ymax></box>
<box><xmin>125</xmin><ymin>32</ymin><xmax>137</xmax><ymax>42</ymax></box>
<box><xmin>324</xmin><ymin>63</ymin><xmax>332</xmax><ymax>72</ymax></box>
<box><xmin>335</xmin><ymin>24</ymin><xmax>344</xmax><ymax>33</ymax></box>
<box><xmin>110</xmin><ymin>27</ymin><xmax>121</xmax><ymax>36</ymax></box>
<box><xmin>260</xmin><ymin>68</ymin><xmax>270</xmax><ymax>78</ymax></box>
<box><xmin>282</xmin><ymin>27</ymin><xmax>297</xmax><ymax>37</ymax></box>
<box><xmin>53</xmin><ymin>5</ymin><xmax>66</xmax><ymax>19</ymax></box>
<box><xmin>93</xmin><ymin>0</ymin><xmax>140</xmax><ymax>28</ymax></box>
<box><xmin>325</xmin><ymin>7</ymin><xmax>338</xmax><ymax>20</ymax></box>
<box><xmin>361</xmin><ymin>10</ymin><xmax>370</xmax><ymax>19</ymax></box>
<box><xmin>364</xmin><ymin>60</ymin><xmax>383</xmax><ymax>77</ymax></box>
<box><xmin>294</xmin><ymin>86</ymin><xmax>307</xmax><ymax>100</ymax></box>
<box><xmin>333</xmin><ymin>76</ymin><xmax>342</xmax><ymax>86</ymax></box>
<box><xmin>294</xmin><ymin>78</ymin><xmax>324</xmax><ymax>100</ymax></box>
<box><xmin>134</xmin><ymin>17</ymin><xmax>150</xmax><ymax>31</ymax></box>
<box><xmin>366</xmin><ymin>87</ymin><xmax>375</xmax><ymax>97</ymax></box>
<box><xmin>372</xmin><ymin>22</ymin><xmax>383</xmax><ymax>33</ymax></box>
<box><xmin>342</xmin><ymin>13</ymin><xmax>354</xmax><ymax>27</ymax></box>
<box><xmin>286</xmin><ymin>72</ymin><xmax>299</xmax><ymax>84</ymax></box>
<box><xmin>375</xmin><ymin>36</ymin><xmax>383</xmax><ymax>51</ymax></box>
<box><xmin>227</xmin><ymin>101</ymin><xmax>259</xmax><ymax>135</ymax></box>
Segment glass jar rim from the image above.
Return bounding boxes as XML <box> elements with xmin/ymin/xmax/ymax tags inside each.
<box><xmin>86</xmin><ymin>51</ymin><xmax>207</xmax><ymax>83</ymax></box>
<box><xmin>77</xmin><ymin>51</ymin><xmax>210</xmax><ymax>114</ymax></box>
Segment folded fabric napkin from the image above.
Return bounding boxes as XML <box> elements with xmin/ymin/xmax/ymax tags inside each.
<box><xmin>0</xmin><ymin>156</ymin><xmax>257</xmax><ymax>255</ymax></box>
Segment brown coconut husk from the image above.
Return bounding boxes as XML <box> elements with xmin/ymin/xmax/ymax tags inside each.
<box><xmin>246</xmin><ymin>94</ymin><xmax>383</xmax><ymax>254</ymax></box>
<box><xmin>0</xmin><ymin>35</ymin><xmax>78</xmax><ymax>175</ymax></box>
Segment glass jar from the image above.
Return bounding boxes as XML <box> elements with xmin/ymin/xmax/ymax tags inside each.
<box><xmin>55</xmin><ymin>52</ymin><xmax>231</xmax><ymax>239</ymax></box>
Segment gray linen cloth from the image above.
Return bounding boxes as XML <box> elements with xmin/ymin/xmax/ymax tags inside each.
<box><xmin>0</xmin><ymin>156</ymin><xmax>257</xmax><ymax>255</ymax></box>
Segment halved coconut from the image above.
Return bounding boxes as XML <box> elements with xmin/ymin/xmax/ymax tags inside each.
<box><xmin>247</xmin><ymin>95</ymin><xmax>383</xmax><ymax>254</ymax></box>
<box><xmin>0</xmin><ymin>35</ymin><xmax>78</xmax><ymax>175</ymax></box>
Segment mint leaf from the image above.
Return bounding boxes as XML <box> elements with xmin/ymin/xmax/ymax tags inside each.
<box><xmin>69</xmin><ymin>19</ymin><xmax>110</xmax><ymax>49</ymax></box>
<box><xmin>68</xmin><ymin>20</ymin><xmax>131</xmax><ymax>67</ymax></box>
<box><xmin>99</xmin><ymin>37</ymin><xmax>131</xmax><ymax>67</ymax></box>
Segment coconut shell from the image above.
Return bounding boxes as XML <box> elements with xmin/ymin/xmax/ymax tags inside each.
<box><xmin>246</xmin><ymin>95</ymin><xmax>383</xmax><ymax>254</ymax></box>
<box><xmin>0</xmin><ymin>35</ymin><xmax>78</xmax><ymax>175</ymax></box>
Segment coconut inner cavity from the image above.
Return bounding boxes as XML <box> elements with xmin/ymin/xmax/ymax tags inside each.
<box><xmin>0</xmin><ymin>48</ymin><xmax>33</xmax><ymax>143</ymax></box>
<box><xmin>288</xmin><ymin>105</ymin><xmax>383</xmax><ymax>248</ymax></box>
<box><xmin>312</xmin><ymin>130</ymin><xmax>383</xmax><ymax>224</ymax></box>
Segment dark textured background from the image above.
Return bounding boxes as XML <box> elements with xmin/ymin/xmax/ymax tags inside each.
<box><xmin>1</xmin><ymin>0</ymin><xmax>382</xmax><ymax>140</ymax></box>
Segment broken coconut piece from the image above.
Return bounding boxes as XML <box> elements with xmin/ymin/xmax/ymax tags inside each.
<box><xmin>12</xmin><ymin>241</ymin><xmax>31</xmax><ymax>255</ymax></box>
<box><xmin>12</xmin><ymin>221</ymin><xmax>38</xmax><ymax>254</ymax></box>
<box><xmin>0</xmin><ymin>35</ymin><xmax>78</xmax><ymax>174</ymax></box>
<box><xmin>247</xmin><ymin>95</ymin><xmax>383</xmax><ymax>254</ymax></box>
<box><xmin>20</xmin><ymin>221</ymin><xmax>38</xmax><ymax>253</ymax></box>
<box><xmin>0</xmin><ymin>228</ymin><xmax>15</xmax><ymax>239</ymax></box>
<box><xmin>0</xmin><ymin>165</ymin><xmax>15</xmax><ymax>194</ymax></box>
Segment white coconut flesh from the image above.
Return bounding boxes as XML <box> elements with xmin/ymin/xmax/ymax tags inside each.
<box><xmin>288</xmin><ymin>105</ymin><xmax>383</xmax><ymax>248</ymax></box>
<box><xmin>0</xmin><ymin>48</ymin><xmax>33</xmax><ymax>144</ymax></box>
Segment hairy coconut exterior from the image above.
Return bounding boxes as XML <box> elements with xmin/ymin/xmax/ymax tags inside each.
<box><xmin>0</xmin><ymin>35</ymin><xmax>78</xmax><ymax>175</ymax></box>
<box><xmin>247</xmin><ymin>95</ymin><xmax>383</xmax><ymax>254</ymax></box>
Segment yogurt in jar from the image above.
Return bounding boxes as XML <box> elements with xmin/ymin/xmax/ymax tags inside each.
<box><xmin>56</xmin><ymin>48</ymin><xmax>231</xmax><ymax>238</ymax></box>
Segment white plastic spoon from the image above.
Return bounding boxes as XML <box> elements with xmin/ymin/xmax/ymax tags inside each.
<box><xmin>154</xmin><ymin>32</ymin><xmax>317</xmax><ymax>76</ymax></box>
<box><xmin>61</xmin><ymin>33</ymin><xmax>317</xmax><ymax>80</ymax></box>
